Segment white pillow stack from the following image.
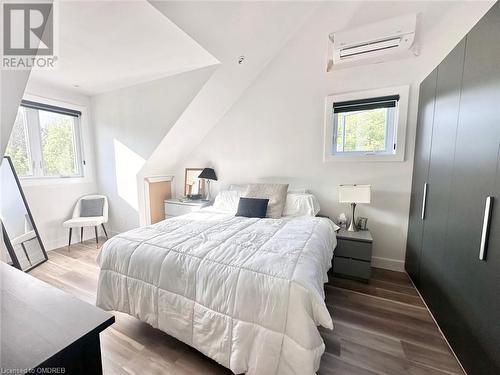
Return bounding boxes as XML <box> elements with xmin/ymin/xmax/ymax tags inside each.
<box><xmin>214</xmin><ymin>184</ymin><xmax>321</xmax><ymax>218</ymax></box>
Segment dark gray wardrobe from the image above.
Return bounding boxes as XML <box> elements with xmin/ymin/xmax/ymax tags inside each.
<box><xmin>405</xmin><ymin>2</ymin><xmax>500</xmax><ymax>373</ymax></box>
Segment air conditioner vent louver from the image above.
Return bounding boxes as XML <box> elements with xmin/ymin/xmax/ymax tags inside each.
<box><xmin>339</xmin><ymin>37</ymin><xmax>401</xmax><ymax>58</ymax></box>
<box><xmin>330</xmin><ymin>14</ymin><xmax>417</xmax><ymax>67</ymax></box>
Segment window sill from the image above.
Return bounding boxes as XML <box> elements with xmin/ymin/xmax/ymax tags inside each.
<box><xmin>19</xmin><ymin>175</ymin><xmax>93</xmax><ymax>187</ymax></box>
<box><xmin>324</xmin><ymin>153</ymin><xmax>405</xmax><ymax>162</ymax></box>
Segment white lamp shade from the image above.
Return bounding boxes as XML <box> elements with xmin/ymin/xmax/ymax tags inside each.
<box><xmin>339</xmin><ymin>184</ymin><xmax>371</xmax><ymax>204</ymax></box>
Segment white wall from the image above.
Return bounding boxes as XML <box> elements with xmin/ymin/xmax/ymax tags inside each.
<box><xmin>91</xmin><ymin>66</ymin><xmax>216</xmax><ymax>234</ymax></box>
<box><xmin>19</xmin><ymin>80</ymin><xmax>98</xmax><ymax>250</ymax></box>
<box><xmin>171</xmin><ymin>1</ymin><xmax>494</xmax><ymax>271</ymax></box>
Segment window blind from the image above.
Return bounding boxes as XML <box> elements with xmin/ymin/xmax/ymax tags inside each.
<box><xmin>333</xmin><ymin>95</ymin><xmax>400</xmax><ymax>114</ymax></box>
<box><xmin>21</xmin><ymin>100</ymin><xmax>81</xmax><ymax>118</ymax></box>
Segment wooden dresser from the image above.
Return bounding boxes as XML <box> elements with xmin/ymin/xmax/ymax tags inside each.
<box><xmin>0</xmin><ymin>263</ymin><xmax>114</xmax><ymax>374</ymax></box>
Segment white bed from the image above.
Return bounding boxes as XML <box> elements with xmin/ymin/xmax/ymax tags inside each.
<box><xmin>96</xmin><ymin>207</ymin><xmax>337</xmax><ymax>375</ymax></box>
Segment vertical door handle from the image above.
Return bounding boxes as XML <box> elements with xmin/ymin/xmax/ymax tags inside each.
<box><xmin>479</xmin><ymin>196</ymin><xmax>494</xmax><ymax>261</ymax></box>
<box><xmin>421</xmin><ymin>183</ymin><xmax>428</xmax><ymax>220</ymax></box>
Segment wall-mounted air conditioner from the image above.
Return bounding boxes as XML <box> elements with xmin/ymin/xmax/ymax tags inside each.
<box><xmin>328</xmin><ymin>14</ymin><xmax>417</xmax><ymax>69</ymax></box>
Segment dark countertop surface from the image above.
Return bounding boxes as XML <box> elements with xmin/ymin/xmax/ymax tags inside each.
<box><xmin>336</xmin><ymin>228</ymin><xmax>373</xmax><ymax>243</ymax></box>
<box><xmin>0</xmin><ymin>262</ymin><xmax>114</xmax><ymax>371</ymax></box>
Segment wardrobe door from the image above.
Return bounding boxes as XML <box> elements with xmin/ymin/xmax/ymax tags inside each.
<box><xmin>443</xmin><ymin>3</ymin><xmax>500</xmax><ymax>373</ymax></box>
<box><xmin>418</xmin><ymin>39</ymin><xmax>465</xmax><ymax>321</ymax></box>
<box><xmin>405</xmin><ymin>69</ymin><xmax>437</xmax><ymax>284</ymax></box>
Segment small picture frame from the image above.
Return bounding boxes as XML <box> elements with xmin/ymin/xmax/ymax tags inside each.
<box><xmin>357</xmin><ymin>217</ymin><xmax>368</xmax><ymax>230</ymax></box>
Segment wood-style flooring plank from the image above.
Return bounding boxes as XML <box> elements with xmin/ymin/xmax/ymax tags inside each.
<box><xmin>370</xmin><ymin>267</ymin><xmax>414</xmax><ymax>286</ymax></box>
<box><xmin>330</xmin><ymin>276</ymin><xmax>425</xmax><ymax>307</ymax></box>
<box><xmin>325</xmin><ymin>289</ymin><xmax>442</xmax><ymax>337</ymax></box>
<box><xmin>322</xmin><ymin>321</ymin><xmax>461</xmax><ymax>374</ymax></box>
<box><xmin>326</xmin><ymin>286</ymin><xmax>431</xmax><ymax>321</ymax></box>
<box><xmin>25</xmin><ymin>240</ymin><xmax>463</xmax><ymax>375</ymax></box>
<box><xmin>401</xmin><ymin>341</ymin><xmax>464</xmax><ymax>375</ymax></box>
<box><xmin>329</xmin><ymin>305</ymin><xmax>453</xmax><ymax>354</ymax></box>
<box><xmin>335</xmin><ymin>339</ymin><xmax>455</xmax><ymax>375</ymax></box>
<box><xmin>367</xmin><ymin>278</ymin><xmax>419</xmax><ymax>296</ymax></box>
<box><xmin>319</xmin><ymin>352</ymin><xmax>378</xmax><ymax>375</ymax></box>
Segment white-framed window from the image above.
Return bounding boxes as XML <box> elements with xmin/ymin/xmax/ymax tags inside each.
<box><xmin>5</xmin><ymin>100</ymin><xmax>85</xmax><ymax>178</ymax></box>
<box><xmin>324</xmin><ymin>85</ymin><xmax>409</xmax><ymax>162</ymax></box>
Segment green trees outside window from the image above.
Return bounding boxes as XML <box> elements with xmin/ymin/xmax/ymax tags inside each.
<box><xmin>336</xmin><ymin>108</ymin><xmax>387</xmax><ymax>153</ymax></box>
<box><xmin>5</xmin><ymin>106</ymin><xmax>82</xmax><ymax>178</ymax></box>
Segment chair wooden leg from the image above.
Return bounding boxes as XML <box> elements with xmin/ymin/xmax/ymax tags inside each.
<box><xmin>101</xmin><ymin>224</ymin><xmax>108</xmax><ymax>239</ymax></box>
<box><xmin>95</xmin><ymin>226</ymin><xmax>98</xmax><ymax>245</ymax></box>
<box><xmin>81</xmin><ymin>227</ymin><xmax>84</xmax><ymax>242</ymax></box>
<box><xmin>68</xmin><ymin>228</ymin><xmax>72</xmax><ymax>249</ymax></box>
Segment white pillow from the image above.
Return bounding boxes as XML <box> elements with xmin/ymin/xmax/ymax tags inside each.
<box><xmin>230</xmin><ymin>184</ymin><xmax>306</xmax><ymax>194</ymax></box>
<box><xmin>213</xmin><ymin>190</ymin><xmax>242</xmax><ymax>213</ymax></box>
<box><xmin>228</xmin><ymin>184</ymin><xmax>248</xmax><ymax>193</ymax></box>
<box><xmin>282</xmin><ymin>193</ymin><xmax>321</xmax><ymax>217</ymax></box>
<box><xmin>288</xmin><ymin>188</ymin><xmax>308</xmax><ymax>194</ymax></box>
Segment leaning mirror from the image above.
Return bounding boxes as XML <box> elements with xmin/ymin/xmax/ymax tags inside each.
<box><xmin>1</xmin><ymin>156</ymin><xmax>47</xmax><ymax>271</ymax></box>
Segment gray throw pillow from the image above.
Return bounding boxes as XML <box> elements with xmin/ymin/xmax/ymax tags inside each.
<box><xmin>235</xmin><ymin>197</ymin><xmax>269</xmax><ymax>218</ymax></box>
<box><xmin>244</xmin><ymin>183</ymin><xmax>289</xmax><ymax>218</ymax></box>
<box><xmin>80</xmin><ymin>198</ymin><xmax>105</xmax><ymax>217</ymax></box>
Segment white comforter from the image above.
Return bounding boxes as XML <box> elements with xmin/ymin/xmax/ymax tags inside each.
<box><xmin>96</xmin><ymin>209</ymin><xmax>337</xmax><ymax>375</ymax></box>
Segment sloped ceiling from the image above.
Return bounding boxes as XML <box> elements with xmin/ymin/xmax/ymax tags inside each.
<box><xmin>29</xmin><ymin>0</ymin><xmax>219</xmax><ymax>95</ymax></box>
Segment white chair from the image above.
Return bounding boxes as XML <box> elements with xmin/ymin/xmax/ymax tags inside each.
<box><xmin>63</xmin><ymin>195</ymin><xmax>108</xmax><ymax>247</ymax></box>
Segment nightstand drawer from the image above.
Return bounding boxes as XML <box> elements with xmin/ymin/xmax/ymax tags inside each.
<box><xmin>334</xmin><ymin>256</ymin><xmax>371</xmax><ymax>280</ymax></box>
<box><xmin>164</xmin><ymin>200</ymin><xmax>211</xmax><ymax>217</ymax></box>
<box><xmin>336</xmin><ymin>239</ymin><xmax>372</xmax><ymax>261</ymax></box>
<box><xmin>165</xmin><ymin>203</ymin><xmax>194</xmax><ymax>217</ymax></box>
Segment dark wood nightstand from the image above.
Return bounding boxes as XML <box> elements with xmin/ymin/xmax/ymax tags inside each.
<box><xmin>334</xmin><ymin>228</ymin><xmax>373</xmax><ymax>281</ymax></box>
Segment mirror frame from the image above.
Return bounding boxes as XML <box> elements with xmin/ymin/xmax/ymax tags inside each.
<box><xmin>1</xmin><ymin>156</ymin><xmax>48</xmax><ymax>272</ymax></box>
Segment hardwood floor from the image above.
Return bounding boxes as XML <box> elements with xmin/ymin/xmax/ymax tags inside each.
<box><xmin>28</xmin><ymin>239</ymin><xmax>464</xmax><ymax>375</ymax></box>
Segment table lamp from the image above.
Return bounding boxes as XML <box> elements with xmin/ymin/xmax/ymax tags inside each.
<box><xmin>339</xmin><ymin>184</ymin><xmax>371</xmax><ymax>231</ymax></box>
<box><xmin>198</xmin><ymin>168</ymin><xmax>217</xmax><ymax>201</ymax></box>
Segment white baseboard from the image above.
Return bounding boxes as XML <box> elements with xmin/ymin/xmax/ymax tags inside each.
<box><xmin>372</xmin><ymin>256</ymin><xmax>405</xmax><ymax>272</ymax></box>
